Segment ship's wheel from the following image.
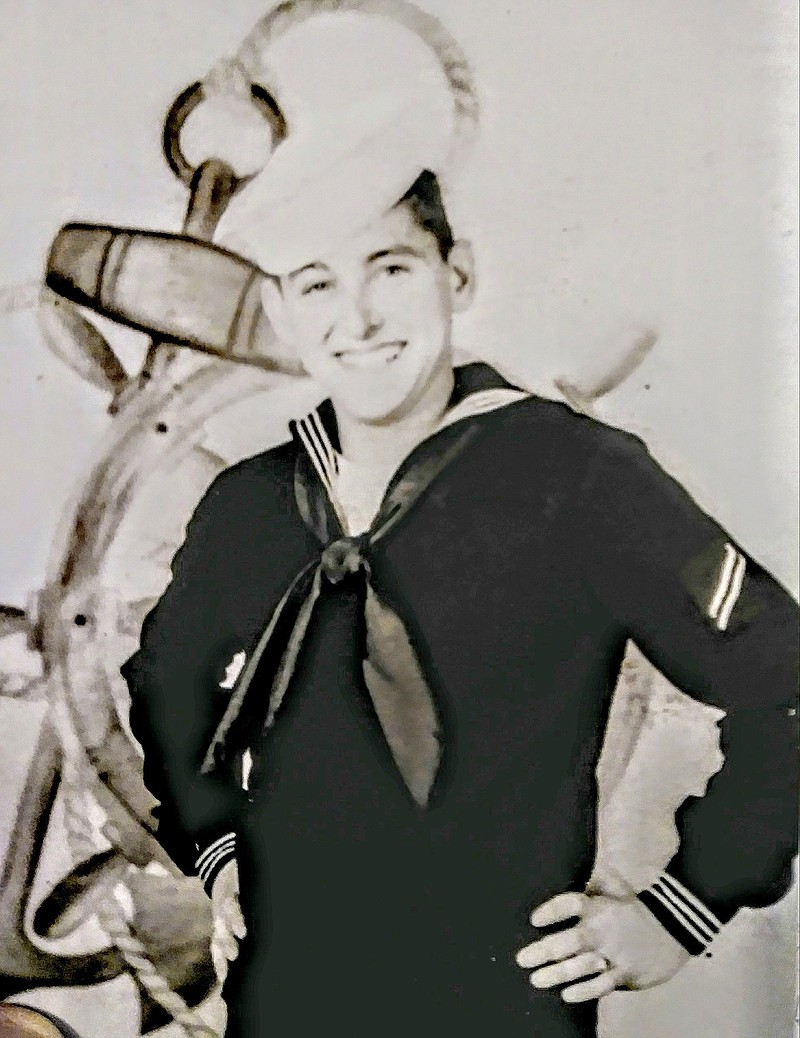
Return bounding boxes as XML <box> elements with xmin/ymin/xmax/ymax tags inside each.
<box><xmin>0</xmin><ymin>3</ymin><xmax>726</xmax><ymax>1035</ymax></box>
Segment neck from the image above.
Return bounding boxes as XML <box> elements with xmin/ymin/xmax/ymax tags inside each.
<box><xmin>335</xmin><ymin>366</ymin><xmax>455</xmax><ymax>472</ymax></box>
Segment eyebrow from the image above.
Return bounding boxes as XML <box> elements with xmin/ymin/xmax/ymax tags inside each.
<box><xmin>287</xmin><ymin>262</ymin><xmax>331</xmax><ymax>282</ymax></box>
<box><xmin>367</xmin><ymin>246</ymin><xmax>425</xmax><ymax>264</ymax></box>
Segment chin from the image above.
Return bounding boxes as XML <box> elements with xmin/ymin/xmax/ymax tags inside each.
<box><xmin>336</xmin><ymin>389</ymin><xmax>419</xmax><ymax>425</ymax></box>
<box><xmin>323</xmin><ymin>370</ymin><xmax>426</xmax><ymax>424</ymax></box>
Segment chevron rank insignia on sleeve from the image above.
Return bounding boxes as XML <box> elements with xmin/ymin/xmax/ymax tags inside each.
<box><xmin>681</xmin><ymin>538</ymin><xmax>762</xmax><ymax>633</ymax></box>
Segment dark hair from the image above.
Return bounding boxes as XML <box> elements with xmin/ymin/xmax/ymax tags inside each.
<box><xmin>399</xmin><ymin>170</ymin><xmax>455</xmax><ymax>260</ymax></box>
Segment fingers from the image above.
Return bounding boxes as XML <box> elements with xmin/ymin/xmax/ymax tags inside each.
<box><xmin>227</xmin><ymin>900</ymin><xmax>248</xmax><ymax>940</ymax></box>
<box><xmin>530</xmin><ymin>952</ymin><xmax>609</xmax><ymax>990</ymax></box>
<box><xmin>211</xmin><ymin>859</ymin><xmax>239</xmax><ymax>905</ymax></box>
<box><xmin>213</xmin><ymin>894</ymin><xmax>247</xmax><ymax>967</ymax></box>
<box><xmin>518</xmin><ymin>891</ymin><xmax>624</xmax><ymax>1003</ymax></box>
<box><xmin>213</xmin><ymin>917</ymin><xmax>240</xmax><ymax>964</ymax></box>
<box><xmin>530</xmin><ymin>892</ymin><xmax>589</xmax><ymax>928</ymax></box>
<box><xmin>516</xmin><ymin>924</ymin><xmax>586</xmax><ymax>969</ymax></box>
<box><xmin>561</xmin><ymin>967</ymin><xmax>625</xmax><ymax>1004</ymax></box>
<box><xmin>211</xmin><ymin>930</ymin><xmax>232</xmax><ymax>982</ymax></box>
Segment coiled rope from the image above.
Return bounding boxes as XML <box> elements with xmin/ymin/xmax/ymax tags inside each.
<box><xmin>4</xmin><ymin>4</ymin><xmax>481</xmax><ymax>1035</ymax></box>
<box><xmin>51</xmin><ymin>674</ymin><xmax>218</xmax><ymax>1038</ymax></box>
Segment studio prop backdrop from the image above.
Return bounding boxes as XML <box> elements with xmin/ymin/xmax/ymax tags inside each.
<box><xmin>0</xmin><ymin>2</ymin><xmax>797</xmax><ymax>1037</ymax></box>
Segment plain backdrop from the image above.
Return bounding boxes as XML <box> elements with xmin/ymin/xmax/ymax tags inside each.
<box><xmin>0</xmin><ymin>2</ymin><xmax>797</xmax><ymax>1037</ymax></box>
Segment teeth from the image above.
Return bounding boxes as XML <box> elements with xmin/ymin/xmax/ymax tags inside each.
<box><xmin>336</xmin><ymin>344</ymin><xmax>404</xmax><ymax>368</ymax></box>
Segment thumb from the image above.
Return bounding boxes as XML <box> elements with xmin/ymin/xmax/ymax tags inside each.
<box><xmin>586</xmin><ymin>864</ymin><xmax>636</xmax><ymax>900</ymax></box>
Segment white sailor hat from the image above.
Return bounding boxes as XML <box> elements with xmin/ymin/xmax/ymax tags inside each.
<box><xmin>214</xmin><ymin>3</ymin><xmax>478</xmax><ymax>275</ymax></box>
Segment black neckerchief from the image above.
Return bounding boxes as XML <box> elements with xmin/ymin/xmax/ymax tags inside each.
<box><xmin>201</xmin><ymin>363</ymin><xmax>528</xmax><ymax>807</ymax></box>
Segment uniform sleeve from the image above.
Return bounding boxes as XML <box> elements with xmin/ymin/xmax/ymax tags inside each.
<box><xmin>580</xmin><ymin>427</ymin><xmax>799</xmax><ymax>954</ymax></box>
<box><xmin>120</xmin><ymin>471</ymin><xmax>244</xmax><ymax>893</ymax></box>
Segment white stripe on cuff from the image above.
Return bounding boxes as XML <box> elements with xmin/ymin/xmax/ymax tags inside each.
<box><xmin>649</xmin><ymin>881</ymin><xmax>716</xmax><ymax>944</ymax></box>
<box><xmin>646</xmin><ymin>886</ymin><xmax>713</xmax><ymax>948</ymax></box>
<box><xmin>647</xmin><ymin>873</ymin><xmax>723</xmax><ymax>951</ymax></box>
<box><xmin>197</xmin><ymin>848</ymin><xmax>236</xmax><ymax>885</ymax></box>
<box><xmin>197</xmin><ymin>845</ymin><xmax>237</xmax><ymax>885</ymax></box>
<box><xmin>195</xmin><ymin>833</ymin><xmax>236</xmax><ymax>874</ymax></box>
<box><xmin>658</xmin><ymin>873</ymin><xmax>723</xmax><ymax>933</ymax></box>
<box><xmin>195</xmin><ymin>832</ymin><xmax>235</xmax><ymax>869</ymax></box>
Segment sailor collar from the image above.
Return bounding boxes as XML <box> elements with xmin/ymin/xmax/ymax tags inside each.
<box><xmin>289</xmin><ymin>362</ymin><xmax>530</xmax><ymax>521</ymax></box>
<box><xmin>202</xmin><ymin>362</ymin><xmax>530</xmax><ymax>808</ymax></box>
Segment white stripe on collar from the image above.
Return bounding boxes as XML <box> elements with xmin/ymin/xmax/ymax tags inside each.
<box><xmin>296</xmin><ymin>415</ymin><xmax>337</xmax><ymax>493</ymax></box>
<box><xmin>435</xmin><ymin>387</ymin><xmax>530</xmax><ymax>433</ymax></box>
<box><xmin>296</xmin><ymin>386</ymin><xmax>530</xmax><ymax>487</ymax></box>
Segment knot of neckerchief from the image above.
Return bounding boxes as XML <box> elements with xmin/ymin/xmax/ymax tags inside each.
<box><xmin>200</xmin><ymin>369</ymin><xmax>528</xmax><ymax>808</ymax></box>
<box><xmin>320</xmin><ymin>534</ymin><xmax>371</xmax><ymax>584</ymax></box>
<box><xmin>200</xmin><ymin>420</ymin><xmax>484</xmax><ymax>809</ymax></box>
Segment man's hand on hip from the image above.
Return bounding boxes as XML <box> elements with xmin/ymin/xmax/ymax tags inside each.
<box><xmin>211</xmin><ymin>859</ymin><xmax>247</xmax><ymax>979</ymax></box>
<box><xmin>515</xmin><ymin>890</ymin><xmax>691</xmax><ymax>1003</ymax></box>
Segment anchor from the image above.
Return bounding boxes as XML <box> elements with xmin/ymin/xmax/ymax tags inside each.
<box><xmin>1</xmin><ymin>3</ymin><xmax>724</xmax><ymax>1036</ymax></box>
<box><xmin>0</xmin><ymin>67</ymin><xmax>288</xmax><ymax>1038</ymax></box>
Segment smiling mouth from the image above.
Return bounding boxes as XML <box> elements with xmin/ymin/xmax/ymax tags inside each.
<box><xmin>333</xmin><ymin>342</ymin><xmax>407</xmax><ymax>368</ymax></box>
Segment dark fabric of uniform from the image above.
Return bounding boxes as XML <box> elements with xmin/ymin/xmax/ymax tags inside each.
<box><xmin>123</xmin><ymin>365</ymin><xmax>798</xmax><ymax>1038</ymax></box>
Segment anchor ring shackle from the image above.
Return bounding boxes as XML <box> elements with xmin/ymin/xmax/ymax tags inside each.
<box><xmin>162</xmin><ymin>80</ymin><xmax>287</xmax><ymax>189</ymax></box>
<box><xmin>163</xmin><ymin>0</ymin><xmax>480</xmax><ymax>191</ymax></box>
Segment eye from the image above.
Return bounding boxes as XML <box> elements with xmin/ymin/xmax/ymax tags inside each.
<box><xmin>301</xmin><ymin>279</ymin><xmax>334</xmax><ymax>297</ymax></box>
<box><xmin>380</xmin><ymin>263</ymin><xmax>411</xmax><ymax>278</ymax></box>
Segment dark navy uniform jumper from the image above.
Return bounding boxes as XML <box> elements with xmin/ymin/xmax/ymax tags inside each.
<box><xmin>123</xmin><ymin>365</ymin><xmax>799</xmax><ymax>1037</ymax></box>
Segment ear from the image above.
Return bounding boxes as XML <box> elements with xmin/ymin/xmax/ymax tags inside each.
<box><xmin>446</xmin><ymin>240</ymin><xmax>476</xmax><ymax>313</ymax></box>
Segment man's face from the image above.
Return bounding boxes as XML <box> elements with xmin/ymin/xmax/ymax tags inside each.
<box><xmin>264</xmin><ymin>202</ymin><xmax>474</xmax><ymax>423</ymax></box>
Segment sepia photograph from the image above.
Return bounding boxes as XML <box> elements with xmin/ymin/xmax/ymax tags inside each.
<box><xmin>0</xmin><ymin>2</ymin><xmax>797</xmax><ymax>1036</ymax></box>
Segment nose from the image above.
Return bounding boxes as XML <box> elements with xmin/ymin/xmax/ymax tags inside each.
<box><xmin>338</xmin><ymin>286</ymin><xmax>382</xmax><ymax>341</ymax></box>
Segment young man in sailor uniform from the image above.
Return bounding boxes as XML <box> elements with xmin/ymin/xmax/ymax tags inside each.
<box><xmin>121</xmin><ymin>11</ymin><xmax>798</xmax><ymax>1038</ymax></box>
<box><xmin>122</xmin><ymin>166</ymin><xmax>798</xmax><ymax>1037</ymax></box>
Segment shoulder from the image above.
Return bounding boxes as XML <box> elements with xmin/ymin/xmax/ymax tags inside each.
<box><xmin>195</xmin><ymin>439</ymin><xmax>298</xmax><ymax>513</ymax></box>
<box><xmin>181</xmin><ymin>439</ymin><xmax>300</xmax><ymax>550</ymax></box>
<box><xmin>496</xmin><ymin>393</ymin><xmax>650</xmax><ymax>471</ymax></box>
<box><xmin>168</xmin><ymin>437</ymin><xmax>305</xmax><ymax>589</ymax></box>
